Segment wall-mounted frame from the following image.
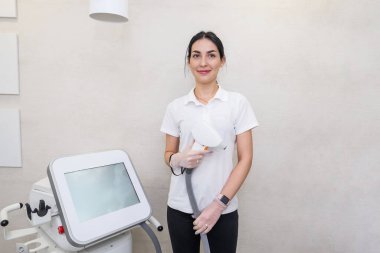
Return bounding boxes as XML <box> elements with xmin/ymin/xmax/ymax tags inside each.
<box><xmin>0</xmin><ymin>0</ymin><xmax>17</xmax><ymax>18</ymax></box>
<box><xmin>0</xmin><ymin>33</ymin><xmax>19</xmax><ymax>94</ymax></box>
<box><xmin>0</xmin><ymin>108</ymin><xmax>22</xmax><ymax>167</ymax></box>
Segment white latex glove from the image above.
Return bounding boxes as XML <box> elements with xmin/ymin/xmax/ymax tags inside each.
<box><xmin>170</xmin><ymin>142</ymin><xmax>210</xmax><ymax>169</ymax></box>
<box><xmin>193</xmin><ymin>199</ymin><xmax>226</xmax><ymax>234</ymax></box>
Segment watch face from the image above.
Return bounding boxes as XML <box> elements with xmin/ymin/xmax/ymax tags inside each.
<box><xmin>220</xmin><ymin>195</ymin><xmax>230</xmax><ymax>205</ymax></box>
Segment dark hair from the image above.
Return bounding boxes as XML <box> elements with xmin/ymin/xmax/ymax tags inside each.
<box><xmin>186</xmin><ymin>31</ymin><xmax>225</xmax><ymax>63</ymax></box>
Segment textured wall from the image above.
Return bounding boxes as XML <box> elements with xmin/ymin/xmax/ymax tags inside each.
<box><xmin>0</xmin><ymin>0</ymin><xmax>379</xmax><ymax>252</ymax></box>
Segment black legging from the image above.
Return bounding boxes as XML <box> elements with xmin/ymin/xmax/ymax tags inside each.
<box><xmin>167</xmin><ymin>206</ymin><xmax>239</xmax><ymax>253</ymax></box>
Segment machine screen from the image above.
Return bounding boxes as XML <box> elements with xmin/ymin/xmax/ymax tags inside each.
<box><xmin>64</xmin><ymin>163</ymin><xmax>140</xmax><ymax>223</ymax></box>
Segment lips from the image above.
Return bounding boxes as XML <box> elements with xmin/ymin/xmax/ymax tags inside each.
<box><xmin>197</xmin><ymin>70</ymin><xmax>211</xmax><ymax>75</ymax></box>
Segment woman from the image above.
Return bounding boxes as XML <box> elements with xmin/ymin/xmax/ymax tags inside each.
<box><xmin>160</xmin><ymin>31</ymin><xmax>258</xmax><ymax>253</ymax></box>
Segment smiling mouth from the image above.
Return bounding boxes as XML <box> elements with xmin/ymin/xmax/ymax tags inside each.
<box><xmin>197</xmin><ymin>70</ymin><xmax>211</xmax><ymax>75</ymax></box>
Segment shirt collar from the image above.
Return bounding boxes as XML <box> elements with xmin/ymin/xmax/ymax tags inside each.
<box><xmin>184</xmin><ymin>85</ymin><xmax>229</xmax><ymax>105</ymax></box>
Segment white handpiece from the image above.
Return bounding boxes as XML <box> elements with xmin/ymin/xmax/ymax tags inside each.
<box><xmin>1</xmin><ymin>203</ymin><xmax>23</xmax><ymax>227</ymax></box>
<box><xmin>187</xmin><ymin>121</ymin><xmax>223</xmax><ymax>253</ymax></box>
<box><xmin>191</xmin><ymin>121</ymin><xmax>225</xmax><ymax>151</ymax></box>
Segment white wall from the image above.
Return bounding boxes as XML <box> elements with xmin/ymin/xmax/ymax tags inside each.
<box><xmin>1</xmin><ymin>0</ymin><xmax>379</xmax><ymax>252</ymax></box>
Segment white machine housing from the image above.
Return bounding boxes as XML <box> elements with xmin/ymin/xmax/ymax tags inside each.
<box><xmin>47</xmin><ymin>150</ymin><xmax>152</xmax><ymax>248</ymax></box>
<box><xmin>30</xmin><ymin>177</ymin><xmax>84</xmax><ymax>251</ymax></box>
<box><xmin>1</xmin><ymin>149</ymin><xmax>164</xmax><ymax>253</ymax></box>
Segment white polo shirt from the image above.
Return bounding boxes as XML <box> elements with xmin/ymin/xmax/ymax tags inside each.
<box><xmin>160</xmin><ymin>86</ymin><xmax>259</xmax><ymax>214</ymax></box>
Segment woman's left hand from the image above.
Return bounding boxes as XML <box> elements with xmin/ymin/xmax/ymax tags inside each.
<box><xmin>193</xmin><ymin>199</ymin><xmax>226</xmax><ymax>234</ymax></box>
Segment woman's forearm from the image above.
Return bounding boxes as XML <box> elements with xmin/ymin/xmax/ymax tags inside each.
<box><xmin>220</xmin><ymin>130</ymin><xmax>253</xmax><ymax>199</ymax></box>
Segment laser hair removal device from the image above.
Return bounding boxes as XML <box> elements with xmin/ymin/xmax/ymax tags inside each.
<box><xmin>191</xmin><ymin>121</ymin><xmax>226</xmax><ymax>151</ymax></box>
<box><xmin>1</xmin><ymin>150</ymin><xmax>163</xmax><ymax>253</ymax></box>
<box><xmin>186</xmin><ymin>121</ymin><xmax>226</xmax><ymax>253</ymax></box>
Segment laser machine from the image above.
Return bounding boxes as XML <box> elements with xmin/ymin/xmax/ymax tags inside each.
<box><xmin>1</xmin><ymin>150</ymin><xmax>163</xmax><ymax>253</ymax></box>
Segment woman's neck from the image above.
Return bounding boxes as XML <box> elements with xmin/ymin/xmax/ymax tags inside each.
<box><xmin>194</xmin><ymin>82</ymin><xmax>219</xmax><ymax>104</ymax></box>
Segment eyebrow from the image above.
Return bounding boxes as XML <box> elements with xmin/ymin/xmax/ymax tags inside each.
<box><xmin>191</xmin><ymin>50</ymin><xmax>217</xmax><ymax>54</ymax></box>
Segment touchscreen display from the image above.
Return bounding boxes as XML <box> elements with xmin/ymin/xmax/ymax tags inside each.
<box><xmin>64</xmin><ymin>163</ymin><xmax>140</xmax><ymax>222</ymax></box>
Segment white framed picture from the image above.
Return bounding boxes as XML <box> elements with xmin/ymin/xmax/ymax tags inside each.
<box><xmin>0</xmin><ymin>33</ymin><xmax>19</xmax><ymax>94</ymax></box>
<box><xmin>0</xmin><ymin>0</ymin><xmax>16</xmax><ymax>17</ymax></box>
<box><xmin>0</xmin><ymin>109</ymin><xmax>22</xmax><ymax>167</ymax></box>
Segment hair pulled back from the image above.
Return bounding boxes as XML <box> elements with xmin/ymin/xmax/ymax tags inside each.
<box><xmin>186</xmin><ymin>31</ymin><xmax>225</xmax><ymax>62</ymax></box>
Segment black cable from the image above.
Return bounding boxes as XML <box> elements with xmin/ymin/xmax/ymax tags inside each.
<box><xmin>169</xmin><ymin>154</ymin><xmax>186</xmax><ymax>176</ymax></box>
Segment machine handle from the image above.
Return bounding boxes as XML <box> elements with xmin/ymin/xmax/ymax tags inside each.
<box><xmin>1</xmin><ymin>203</ymin><xmax>23</xmax><ymax>227</ymax></box>
<box><xmin>148</xmin><ymin>216</ymin><xmax>163</xmax><ymax>232</ymax></box>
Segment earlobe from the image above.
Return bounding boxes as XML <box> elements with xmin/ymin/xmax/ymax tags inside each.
<box><xmin>221</xmin><ymin>57</ymin><xmax>226</xmax><ymax>67</ymax></box>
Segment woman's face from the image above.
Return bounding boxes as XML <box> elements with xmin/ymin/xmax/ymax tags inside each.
<box><xmin>188</xmin><ymin>38</ymin><xmax>225</xmax><ymax>86</ymax></box>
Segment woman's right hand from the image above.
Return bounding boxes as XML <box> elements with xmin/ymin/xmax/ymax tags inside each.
<box><xmin>170</xmin><ymin>143</ymin><xmax>210</xmax><ymax>169</ymax></box>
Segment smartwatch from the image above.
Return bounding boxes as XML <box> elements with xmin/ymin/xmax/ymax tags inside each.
<box><xmin>217</xmin><ymin>194</ymin><xmax>230</xmax><ymax>206</ymax></box>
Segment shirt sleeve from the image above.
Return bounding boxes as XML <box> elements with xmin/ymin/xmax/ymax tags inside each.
<box><xmin>160</xmin><ymin>103</ymin><xmax>180</xmax><ymax>137</ymax></box>
<box><xmin>234</xmin><ymin>95</ymin><xmax>259</xmax><ymax>135</ymax></box>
